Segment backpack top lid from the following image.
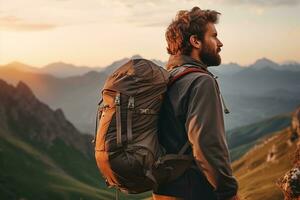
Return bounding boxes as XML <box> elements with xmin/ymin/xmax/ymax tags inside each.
<box><xmin>103</xmin><ymin>59</ymin><xmax>170</xmax><ymax>96</ymax></box>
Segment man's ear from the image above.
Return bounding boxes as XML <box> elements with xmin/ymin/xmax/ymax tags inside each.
<box><xmin>189</xmin><ymin>35</ymin><xmax>201</xmax><ymax>49</ymax></box>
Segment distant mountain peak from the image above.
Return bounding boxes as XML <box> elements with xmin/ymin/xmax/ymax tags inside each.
<box><xmin>16</xmin><ymin>81</ymin><xmax>35</xmax><ymax>98</ymax></box>
<box><xmin>255</xmin><ymin>57</ymin><xmax>276</xmax><ymax>63</ymax></box>
<box><xmin>7</xmin><ymin>61</ymin><xmax>27</xmax><ymax>66</ymax></box>
<box><xmin>0</xmin><ymin>79</ymin><xmax>8</xmax><ymax>86</ymax></box>
<box><xmin>244</xmin><ymin>58</ymin><xmax>300</xmax><ymax>71</ymax></box>
<box><xmin>44</xmin><ymin>62</ymin><xmax>81</xmax><ymax>69</ymax></box>
<box><xmin>227</xmin><ymin>61</ymin><xmax>238</xmax><ymax>65</ymax></box>
<box><xmin>54</xmin><ymin>108</ymin><xmax>66</xmax><ymax>121</ymax></box>
<box><xmin>282</xmin><ymin>60</ymin><xmax>300</xmax><ymax>65</ymax></box>
<box><xmin>49</xmin><ymin>61</ymin><xmax>65</xmax><ymax>65</ymax></box>
<box><xmin>2</xmin><ymin>61</ymin><xmax>37</xmax><ymax>72</ymax></box>
<box><xmin>40</xmin><ymin>62</ymin><xmax>100</xmax><ymax>78</ymax></box>
<box><xmin>251</xmin><ymin>57</ymin><xmax>279</xmax><ymax>69</ymax></box>
<box><xmin>131</xmin><ymin>54</ymin><xmax>143</xmax><ymax>59</ymax></box>
<box><xmin>84</xmin><ymin>70</ymin><xmax>99</xmax><ymax>76</ymax></box>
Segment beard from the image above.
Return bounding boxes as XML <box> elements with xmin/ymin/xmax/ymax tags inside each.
<box><xmin>200</xmin><ymin>42</ymin><xmax>221</xmax><ymax>66</ymax></box>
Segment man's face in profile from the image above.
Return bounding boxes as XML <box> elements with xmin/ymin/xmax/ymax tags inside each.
<box><xmin>200</xmin><ymin>22</ymin><xmax>223</xmax><ymax>66</ymax></box>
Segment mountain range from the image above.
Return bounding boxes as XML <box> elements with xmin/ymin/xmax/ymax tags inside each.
<box><xmin>0</xmin><ymin>79</ymin><xmax>298</xmax><ymax>199</ymax></box>
<box><xmin>0</xmin><ymin>55</ymin><xmax>165</xmax><ymax>78</ymax></box>
<box><xmin>0</xmin><ymin>56</ymin><xmax>299</xmax><ymax>133</ymax></box>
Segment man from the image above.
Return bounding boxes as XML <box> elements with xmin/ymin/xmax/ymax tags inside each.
<box><xmin>153</xmin><ymin>7</ymin><xmax>239</xmax><ymax>200</ymax></box>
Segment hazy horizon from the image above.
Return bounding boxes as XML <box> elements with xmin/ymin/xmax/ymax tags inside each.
<box><xmin>1</xmin><ymin>56</ymin><xmax>299</xmax><ymax>69</ymax></box>
<box><xmin>1</xmin><ymin>0</ymin><xmax>300</xmax><ymax>67</ymax></box>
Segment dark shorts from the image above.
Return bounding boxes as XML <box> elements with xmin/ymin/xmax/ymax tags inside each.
<box><xmin>153</xmin><ymin>168</ymin><xmax>218</xmax><ymax>200</ymax></box>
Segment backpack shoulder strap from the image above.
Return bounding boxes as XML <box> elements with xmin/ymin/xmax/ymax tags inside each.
<box><xmin>166</xmin><ymin>66</ymin><xmax>210</xmax><ymax>155</ymax></box>
<box><xmin>168</xmin><ymin>66</ymin><xmax>209</xmax><ymax>87</ymax></box>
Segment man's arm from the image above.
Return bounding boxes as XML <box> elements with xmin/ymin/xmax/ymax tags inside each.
<box><xmin>184</xmin><ymin>74</ymin><xmax>238</xmax><ymax>200</ymax></box>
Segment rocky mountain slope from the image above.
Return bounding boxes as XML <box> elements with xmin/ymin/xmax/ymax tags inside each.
<box><xmin>0</xmin><ymin>79</ymin><xmax>93</xmax><ymax>154</ymax></box>
<box><xmin>0</xmin><ymin>65</ymin><xmax>106</xmax><ymax>134</ymax></box>
<box><xmin>0</xmin><ymin>80</ymin><xmax>149</xmax><ymax>200</ymax></box>
<box><xmin>233</xmin><ymin>127</ymin><xmax>296</xmax><ymax>200</ymax></box>
<box><xmin>233</xmin><ymin>107</ymin><xmax>300</xmax><ymax>200</ymax></box>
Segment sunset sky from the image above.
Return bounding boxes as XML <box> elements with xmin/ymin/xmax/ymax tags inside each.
<box><xmin>0</xmin><ymin>0</ymin><xmax>300</xmax><ymax>67</ymax></box>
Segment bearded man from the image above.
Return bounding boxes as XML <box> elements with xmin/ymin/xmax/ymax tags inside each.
<box><xmin>153</xmin><ymin>7</ymin><xmax>239</xmax><ymax>200</ymax></box>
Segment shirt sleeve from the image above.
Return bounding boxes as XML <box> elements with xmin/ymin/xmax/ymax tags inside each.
<box><xmin>184</xmin><ymin>74</ymin><xmax>238</xmax><ymax>200</ymax></box>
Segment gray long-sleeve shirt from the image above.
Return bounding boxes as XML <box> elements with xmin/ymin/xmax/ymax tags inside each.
<box><xmin>156</xmin><ymin>55</ymin><xmax>238</xmax><ymax>199</ymax></box>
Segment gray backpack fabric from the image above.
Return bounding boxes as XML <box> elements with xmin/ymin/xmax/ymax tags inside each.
<box><xmin>94</xmin><ymin>59</ymin><xmax>194</xmax><ymax>194</ymax></box>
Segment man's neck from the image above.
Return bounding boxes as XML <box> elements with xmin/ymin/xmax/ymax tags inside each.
<box><xmin>166</xmin><ymin>54</ymin><xmax>208</xmax><ymax>70</ymax></box>
<box><xmin>189</xmin><ymin>51</ymin><xmax>207</xmax><ymax>67</ymax></box>
<box><xmin>190</xmin><ymin>51</ymin><xmax>201</xmax><ymax>62</ymax></box>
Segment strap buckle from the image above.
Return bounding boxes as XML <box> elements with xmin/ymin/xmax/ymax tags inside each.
<box><xmin>128</xmin><ymin>96</ymin><xmax>135</xmax><ymax>110</ymax></box>
<box><xmin>140</xmin><ymin>108</ymin><xmax>150</xmax><ymax>114</ymax></box>
<box><xmin>115</xmin><ymin>94</ymin><xmax>120</xmax><ymax>106</ymax></box>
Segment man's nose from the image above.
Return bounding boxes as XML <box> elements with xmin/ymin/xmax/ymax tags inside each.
<box><xmin>218</xmin><ymin>39</ymin><xmax>223</xmax><ymax>47</ymax></box>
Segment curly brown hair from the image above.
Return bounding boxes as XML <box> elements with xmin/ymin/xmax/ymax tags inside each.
<box><xmin>294</xmin><ymin>145</ymin><xmax>300</xmax><ymax>167</ymax></box>
<box><xmin>165</xmin><ymin>7</ymin><xmax>220</xmax><ymax>56</ymax></box>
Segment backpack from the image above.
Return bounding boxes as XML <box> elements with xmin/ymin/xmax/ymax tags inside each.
<box><xmin>93</xmin><ymin>59</ymin><xmax>208</xmax><ymax>194</ymax></box>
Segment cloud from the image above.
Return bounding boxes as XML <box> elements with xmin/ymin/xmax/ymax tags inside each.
<box><xmin>0</xmin><ymin>16</ymin><xmax>57</xmax><ymax>31</ymax></box>
<box><xmin>124</xmin><ymin>17</ymin><xmax>170</xmax><ymax>27</ymax></box>
<box><xmin>217</xmin><ymin>0</ymin><xmax>300</xmax><ymax>6</ymax></box>
<box><xmin>122</xmin><ymin>0</ymin><xmax>300</xmax><ymax>26</ymax></box>
<box><xmin>112</xmin><ymin>0</ymin><xmax>164</xmax><ymax>7</ymax></box>
<box><xmin>116</xmin><ymin>0</ymin><xmax>300</xmax><ymax>7</ymax></box>
<box><xmin>137</xmin><ymin>21</ymin><xmax>169</xmax><ymax>27</ymax></box>
<box><xmin>112</xmin><ymin>0</ymin><xmax>176</xmax><ymax>27</ymax></box>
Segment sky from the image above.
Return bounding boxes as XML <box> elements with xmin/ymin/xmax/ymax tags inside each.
<box><xmin>0</xmin><ymin>0</ymin><xmax>300</xmax><ymax>68</ymax></box>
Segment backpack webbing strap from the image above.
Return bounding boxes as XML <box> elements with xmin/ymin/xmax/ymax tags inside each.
<box><xmin>145</xmin><ymin>169</ymin><xmax>158</xmax><ymax>185</ymax></box>
<box><xmin>92</xmin><ymin>99</ymin><xmax>103</xmax><ymax>144</ymax></box>
<box><xmin>115</xmin><ymin>188</ymin><xmax>119</xmax><ymax>200</ymax></box>
<box><xmin>154</xmin><ymin>154</ymin><xmax>194</xmax><ymax>167</ymax></box>
<box><xmin>134</xmin><ymin>108</ymin><xmax>158</xmax><ymax>115</ymax></box>
<box><xmin>115</xmin><ymin>92</ymin><xmax>122</xmax><ymax>147</ymax></box>
<box><xmin>178</xmin><ymin>141</ymin><xmax>191</xmax><ymax>155</ymax></box>
<box><xmin>127</xmin><ymin>96</ymin><xmax>134</xmax><ymax>143</ymax></box>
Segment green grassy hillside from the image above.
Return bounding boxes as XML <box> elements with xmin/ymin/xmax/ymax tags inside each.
<box><xmin>227</xmin><ymin>114</ymin><xmax>291</xmax><ymax>161</ymax></box>
<box><xmin>0</xmin><ymin>130</ymin><xmax>151</xmax><ymax>200</ymax></box>
<box><xmin>233</xmin><ymin>127</ymin><xmax>296</xmax><ymax>200</ymax></box>
<box><xmin>0</xmin><ymin>130</ymin><xmax>113</xmax><ymax>200</ymax></box>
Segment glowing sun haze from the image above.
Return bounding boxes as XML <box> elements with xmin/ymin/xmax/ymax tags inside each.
<box><xmin>0</xmin><ymin>0</ymin><xmax>299</xmax><ymax>67</ymax></box>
